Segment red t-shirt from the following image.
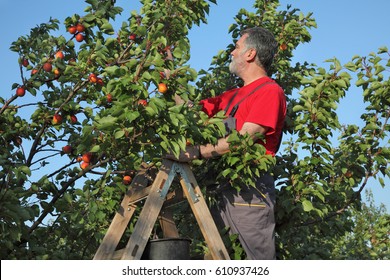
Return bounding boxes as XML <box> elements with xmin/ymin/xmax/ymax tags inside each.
<box><xmin>199</xmin><ymin>76</ymin><xmax>286</xmax><ymax>155</ymax></box>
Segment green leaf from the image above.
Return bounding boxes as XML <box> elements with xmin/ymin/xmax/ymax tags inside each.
<box><xmin>228</xmin><ymin>157</ymin><xmax>240</xmax><ymax>165</ymax></box>
<box><xmin>378</xmin><ymin>46</ymin><xmax>388</xmax><ymax>54</ymax></box>
<box><xmin>63</xmin><ymin>193</ymin><xmax>73</xmax><ymax>204</ymax></box>
<box><xmin>142</xmin><ymin>71</ymin><xmax>152</xmax><ymax>80</ymax></box>
<box><xmin>82</xmin><ymin>125</ymin><xmax>93</xmax><ymax>136</ymax></box>
<box><xmin>19</xmin><ymin>166</ymin><xmax>31</xmax><ymax>176</ymax></box>
<box><xmin>125</xmin><ymin>111</ymin><xmax>140</xmax><ymax>122</ymax></box>
<box><xmin>150</xmin><ymin>97</ymin><xmax>166</xmax><ymax>109</ymax></box>
<box><xmin>227</xmin><ymin>131</ymin><xmax>240</xmax><ymax>143</ymax></box>
<box><xmin>145</xmin><ymin>106</ymin><xmax>156</xmax><ymax>116</ymax></box>
<box><xmin>379</xmin><ymin>177</ymin><xmax>385</xmax><ymax>188</ymax></box>
<box><xmin>83</xmin><ymin>14</ymin><xmax>96</xmax><ymax>23</ymax></box>
<box><xmin>293</xmin><ymin>104</ymin><xmax>305</xmax><ymax>112</ymax></box>
<box><xmin>344</xmin><ymin>62</ymin><xmax>357</xmax><ymax>71</ymax></box>
<box><xmin>301</xmin><ymin>78</ymin><xmax>313</xmax><ymax>85</ymax></box>
<box><xmin>169</xmin><ymin>141</ymin><xmax>180</xmax><ymax>158</ymax></box>
<box><xmin>356</xmin><ymin>79</ymin><xmax>368</xmax><ymax>87</ymax></box>
<box><xmin>169</xmin><ymin>113</ymin><xmax>179</xmax><ymax>126</ymax></box>
<box><xmin>90</xmin><ymin>145</ymin><xmax>100</xmax><ymax>153</ymax></box>
<box><xmin>104</xmin><ymin>37</ymin><xmax>117</xmax><ymax>47</ymax></box>
<box><xmin>302</xmin><ymin>200</ymin><xmax>314</xmax><ymax>212</ymax></box>
<box><xmin>94</xmin><ymin>115</ymin><xmax>118</xmax><ymax>130</ymax></box>
<box><xmin>173</xmin><ymin>46</ymin><xmax>183</xmax><ymax>58</ymax></box>
<box><xmin>101</xmin><ymin>22</ymin><xmax>114</xmax><ymax>34</ymax></box>
<box><xmin>114</xmin><ymin>130</ymin><xmax>125</xmax><ymax>139</ymax></box>
<box><xmin>104</xmin><ymin>65</ymin><xmax>120</xmax><ymax>75</ymax></box>
<box><xmin>228</xmin><ymin>23</ymin><xmax>238</xmax><ymax>33</ymax></box>
<box><xmin>334</xmin><ymin>58</ymin><xmax>342</xmax><ymax>72</ymax></box>
<box><xmin>334</xmin><ymin>79</ymin><xmax>347</xmax><ymax>89</ymax></box>
<box><xmin>222</xmin><ymin>168</ymin><xmax>231</xmax><ymax>177</ymax></box>
<box><xmin>27</xmin><ymin>87</ymin><xmax>37</xmax><ymax>96</ymax></box>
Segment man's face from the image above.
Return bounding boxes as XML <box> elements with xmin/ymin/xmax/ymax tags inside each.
<box><xmin>229</xmin><ymin>34</ymin><xmax>249</xmax><ymax>77</ymax></box>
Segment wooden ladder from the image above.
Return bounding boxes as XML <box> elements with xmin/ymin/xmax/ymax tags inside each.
<box><xmin>93</xmin><ymin>159</ymin><xmax>230</xmax><ymax>260</ymax></box>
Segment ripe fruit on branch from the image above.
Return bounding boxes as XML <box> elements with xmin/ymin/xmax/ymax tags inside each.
<box><xmin>106</xmin><ymin>93</ymin><xmax>113</xmax><ymax>103</ymax></box>
<box><xmin>75</xmin><ymin>33</ymin><xmax>84</xmax><ymax>42</ymax></box>
<box><xmin>16</xmin><ymin>86</ymin><xmax>26</xmax><ymax>97</ymax></box>
<box><xmin>123</xmin><ymin>175</ymin><xmax>132</xmax><ymax>185</ymax></box>
<box><xmin>80</xmin><ymin>161</ymin><xmax>89</xmax><ymax>170</ymax></box>
<box><xmin>97</xmin><ymin>77</ymin><xmax>104</xmax><ymax>86</ymax></box>
<box><xmin>159</xmin><ymin>71</ymin><xmax>165</xmax><ymax>79</ymax></box>
<box><xmin>344</xmin><ymin>171</ymin><xmax>353</xmax><ymax>178</ymax></box>
<box><xmin>279</xmin><ymin>43</ymin><xmax>288</xmax><ymax>51</ymax></box>
<box><xmin>76</xmin><ymin>23</ymin><xmax>85</xmax><ymax>32</ymax></box>
<box><xmin>138</xmin><ymin>99</ymin><xmax>148</xmax><ymax>106</ymax></box>
<box><xmin>129</xmin><ymin>34</ymin><xmax>136</xmax><ymax>41</ymax></box>
<box><xmin>53</xmin><ymin>68</ymin><xmax>61</xmax><ymax>77</ymax></box>
<box><xmin>70</xmin><ymin>115</ymin><xmax>78</xmax><ymax>124</ymax></box>
<box><xmin>68</xmin><ymin>26</ymin><xmax>77</xmax><ymax>34</ymax></box>
<box><xmin>52</xmin><ymin>114</ymin><xmax>63</xmax><ymax>125</ymax></box>
<box><xmin>31</xmin><ymin>69</ymin><xmax>38</xmax><ymax>75</ymax></box>
<box><xmin>21</xmin><ymin>58</ymin><xmax>29</xmax><ymax>67</ymax></box>
<box><xmin>82</xmin><ymin>152</ymin><xmax>93</xmax><ymax>163</ymax></box>
<box><xmin>158</xmin><ymin>83</ymin><xmax>168</xmax><ymax>94</ymax></box>
<box><xmin>55</xmin><ymin>51</ymin><xmax>64</xmax><ymax>59</ymax></box>
<box><xmin>89</xmin><ymin>73</ymin><xmax>98</xmax><ymax>83</ymax></box>
<box><xmin>43</xmin><ymin>62</ymin><xmax>53</xmax><ymax>72</ymax></box>
<box><xmin>62</xmin><ymin>145</ymin><xmax>72</xmax><ymax>154</ymax></box>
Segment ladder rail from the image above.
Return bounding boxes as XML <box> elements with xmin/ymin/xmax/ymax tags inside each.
<box><xmin>94</xmin><ymin>159</ymin><xmax>230</xmax><ymax>260</ymax></box>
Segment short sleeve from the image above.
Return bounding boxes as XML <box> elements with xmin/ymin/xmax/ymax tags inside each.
<box><xmin>244</xmin><ymin>84</ymin><xmax>285</xmax><ymax>135</ymax></box>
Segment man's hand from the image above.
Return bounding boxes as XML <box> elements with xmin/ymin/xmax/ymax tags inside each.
<box><xmin>164</xmin><ymin>145</ymin><xmax>200</xmax><ymax>162</ymax></box>
<box><xmin>174</xmin><ymin>93</ymin><xmax>194</xmax><ymax>108</ymax></box>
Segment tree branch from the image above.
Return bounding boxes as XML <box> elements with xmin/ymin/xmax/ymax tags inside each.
<box><xmin>0</xmin><ymin>95</ymin><xmax>18</xmax><ymax>115</ymax></box>
<box><xmin>297</xmin><ymin>169</ymin><xmax>378</xmax><ymax>228</ymax></box>
<box><xmin>26</xmin><ymin>124</ymin><xmax>48</xmax><ymax>166</ymax></box>
<box><xmin>30</xmin><ymin>152</ymin><xmax>61</xmax><ymax>167</ymax></box>
<box><xmin>27</xmin><ymin>157</ymin><xmax>111</xmax><ymax>234</ymax></box>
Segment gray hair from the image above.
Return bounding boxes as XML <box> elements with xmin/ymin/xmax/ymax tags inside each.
<box><xmin>241</xmin><ymin>27</ymin><xmax>278</xmax><ymax>73</ymax></box>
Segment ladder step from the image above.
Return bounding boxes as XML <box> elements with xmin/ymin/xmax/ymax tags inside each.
<box><xmin>94</xmin><ymin>159</ymin><xmax>230</xmax><ymax>260</ymax></box>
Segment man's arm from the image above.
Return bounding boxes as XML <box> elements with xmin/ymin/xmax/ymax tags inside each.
<box><xmin>165</xmin><ymin>122</ymin><xmax>268</xmax><ymax>162</ymax></box>
<box><xmin>199</xmin><ymin>121</ymin><xmax>269</xmax><ymax>159</ymax></box>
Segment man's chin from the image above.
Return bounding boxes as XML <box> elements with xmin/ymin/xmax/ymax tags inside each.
<box><xmin>229</xmin><ymin>63</ymin><xmax>235</xmax><ymax>74</ymax></box>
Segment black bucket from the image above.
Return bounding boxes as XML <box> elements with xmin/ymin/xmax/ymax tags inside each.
<box><xmin>141</xmin><ymin>238</ymin><xmax>191</xmax><ymax>260</ymax></box>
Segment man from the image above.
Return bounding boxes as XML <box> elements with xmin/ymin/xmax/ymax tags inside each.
<box><xmin>167</xmin><ymin>27</ymin><xmax>286</xmax><ymax>259</ymax></box>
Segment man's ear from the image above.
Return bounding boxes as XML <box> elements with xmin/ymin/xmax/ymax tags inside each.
<box><xmin>246</xmin><ymin>48</ymin><xmax>257</xmax><ymax>62</ymax></box>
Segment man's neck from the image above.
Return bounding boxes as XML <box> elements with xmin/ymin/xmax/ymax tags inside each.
<box><xmin>242</xmin><ymin>74</ymin><xmax>268</xmax><ymax>86</ymax></box>
<box><xmin>241</xmin><ymin>67</ymin><xmax>268</xmax><ymax>86</ymax></box>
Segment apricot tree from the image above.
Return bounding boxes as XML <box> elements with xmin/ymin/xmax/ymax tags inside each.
<box><xmin>1</xmin><ymin>0</ymin><xmax>388</xmax><ymax>259</ymax></box>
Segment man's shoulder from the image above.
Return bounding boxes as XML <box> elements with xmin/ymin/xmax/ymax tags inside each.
<box><xmin>246</xmin><ymin>78</ymin><xmax>283</xmax><ymax>94</ymax></box>
<box><xmin>248</xmin><ymin>81</ymin><xmax>285</xmax><ymax>103</ymax></box>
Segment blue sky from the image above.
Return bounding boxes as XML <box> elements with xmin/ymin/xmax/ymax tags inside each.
<box><xmin>0</xmin><ymin>0</ymin><xmax>389</xmax><ymax>210</ymax></box>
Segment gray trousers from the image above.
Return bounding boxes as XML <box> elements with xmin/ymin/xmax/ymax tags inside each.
<box><xmin>211</xmin><ymin>174</ymin><xmax>276</xmax><ymax>260</ymax></box>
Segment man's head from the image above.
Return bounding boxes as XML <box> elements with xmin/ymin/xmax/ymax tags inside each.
<box><xmin>229</xmin><ymin>27</ymin><xmax>277</xmax><ymax>77</ymax></box>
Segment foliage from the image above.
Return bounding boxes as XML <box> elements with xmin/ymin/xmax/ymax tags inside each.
<box><xmin>0</xmin><ymin>0</ymin><xmax>389</xmax><ymax>260</ymax></box>
<box><xmin>274</xmin><ymin>47</ymin><xmax>390</xmax><ymax>259</ymax></box>
<box><xmin>330</xmin><ymin>190</ymin><xmax>389</xmax><ymax>259</ymax></box>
